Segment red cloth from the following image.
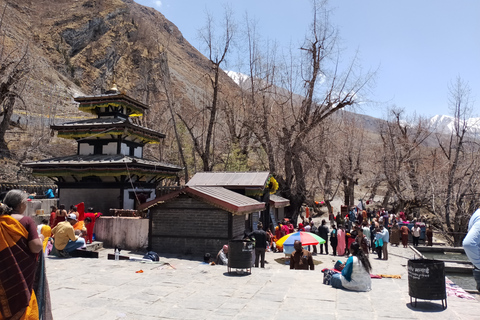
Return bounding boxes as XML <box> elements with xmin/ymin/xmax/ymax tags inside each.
<box><xmin>83</xmin><ymin>212</ymin><xmax>102</xmax><ymax>243</ymax></box>
<box><xmin>76</xmin><ymin>202</ymin><xmax>85</xmax><ymax>221</ymax></box>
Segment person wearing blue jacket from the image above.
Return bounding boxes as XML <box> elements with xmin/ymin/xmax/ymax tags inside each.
<box><xmin>463</xmin><ymin>208</ymin><xmax>480</xmax><ymax>292</ymax></box>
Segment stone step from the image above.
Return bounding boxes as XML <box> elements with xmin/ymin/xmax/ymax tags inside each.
<box><xmin>85</xmin><ymin>241</ymin><xmax>103</xmax><ymax>251</ymax></box>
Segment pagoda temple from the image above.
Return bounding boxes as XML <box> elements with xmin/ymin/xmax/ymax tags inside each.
<box><xmin>24</xmin><ymin>86</ymin><xmax>182</xmax><ymax>214</ymax></box>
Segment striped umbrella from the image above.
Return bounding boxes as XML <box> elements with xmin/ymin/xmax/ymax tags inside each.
<box><xmin>276</xmin><ymin>231</ymin><xmax>326</xmax><ymax>247</ymax></box>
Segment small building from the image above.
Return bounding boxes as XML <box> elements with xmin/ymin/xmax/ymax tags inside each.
<box><xmin>139</xmin><ymin>186</ymin><xmax>265</xmax><ymax>255</ymax></box>
<box><xmin>138</xmin><ymin>171</ymin><xmax>288</xmax><ymax>255</ymax></box>
<box><xmin>270</xmin><ymin>194</ymin><xmax>290</xmax><ymax>223</ymax></box>
<box><xmin>24</xmin><ymin>86</ymin><xmax>181</xmax><ymax>214</ymax></box>
<box><xmin>185</xmin><ymin>171</ymin><xmax>277</xmax><ymax>230</ymax></box>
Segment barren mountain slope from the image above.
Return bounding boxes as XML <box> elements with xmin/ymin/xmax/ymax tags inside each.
<box><xmin>1</xmin><ymin>0</ymin><xmax>240</xmax><ymax>181</ymax></box>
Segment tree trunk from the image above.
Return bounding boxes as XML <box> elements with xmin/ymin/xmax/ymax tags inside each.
<box><xmin>0</xmin><ymin>94</ymin><xmax>14</xmax><ymax>158</ymax></box>
<box><xmin>158</xmin><ymin>50</ymin><xmax>189</xmax><ymax>180</ymax></box>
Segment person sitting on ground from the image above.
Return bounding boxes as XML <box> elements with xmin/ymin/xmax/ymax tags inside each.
<box><xmin>37</xmin><ymin>219</ymin><xmax>49</xmax><ymax>236</ymax></box>
<box><xmin>37</xmin><ymin>219</ymin><xmax>53</xmax><ymax>254</ymax></box>
<box><xmin>287</xmin><ymin>220</ymin><xmax>294</xmax><ymax>234</ymax></box>
<box><xmin>331</xmin><ymin>242</ymin><xmax>372</xmax><ymax>291</ymax></box>
<box><xmin>216</xmin><ymin>245</ymin><xmax>228</xmax><ymax>265</ymax></box>
<box><xmin>203</xmin><ymin>253</ymin><xmax>212</xmax><ymax>264</ymax></box>
<box><xmin>51</xmin><ymin>213</ymin><xmax>85</xmax><ymax>257</ymax></box>
<box><xmin>290</xmin><ymin>240</ymin><xmax>314</xmax><ymax>270</ymax></box>
<box><xmin>69</xmin><ymin>205</ymin><xmax>79</xmax><ymax>220</ymax></box>
<box><xmin>266</xmin><ymin>228</ymin><xmax>275</xmax><ymax>252</ymax></box>
<box><xmin>52</xmin><ymin>204</ymin><xmax>67</xmax><ymax>228</ymax></box>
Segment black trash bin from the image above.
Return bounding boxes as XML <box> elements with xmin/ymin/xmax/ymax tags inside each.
<box><xmin>227</xmin><ymin>239</ymin><xmax>254</xmax><ymax>274</ymax></box>
<box><xmin>408</xmin><ymin>259</ymin><xmax>447</xmax><ymax>309</ymax></box>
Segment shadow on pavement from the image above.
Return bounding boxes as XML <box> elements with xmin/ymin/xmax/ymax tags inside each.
<box><xmin>223</xmin><ymin>271</ymin><xmax>251</xmax><ymax>277</ymax></box>
<box><xmin>406</xmin><ymin>301</ymin><xmax>447</xmax><ymax>312</ymax></box>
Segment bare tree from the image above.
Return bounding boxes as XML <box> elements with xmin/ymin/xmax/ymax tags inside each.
<box><xmin>378</xmin><ymin>108</ymin><xmax>433</xmax><ymax>214</ymax></box>
<box><xmin>157</xmin><ymin>45</ymin><xmax>189</xmax><ymax>180</ymax></box>
<box><xmin>268</xmin><ymin>0</ymin><xmax>370</xmax><ymax>222</ymax></box>
<box><xmin>435</xmin><ymin>78</ymin><xmax>480</xmax><ymax>246</ymax></box>
<box><xmin>178</xmin><ymin>7</ymin><xmax>235</xmax><ymax>172</ymax></box>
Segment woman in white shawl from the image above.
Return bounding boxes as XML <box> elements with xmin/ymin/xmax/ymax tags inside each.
<box><xmin>331</xmin><ymin>242</ymin><xmax>372</xmax><ymax>291</ymax></box>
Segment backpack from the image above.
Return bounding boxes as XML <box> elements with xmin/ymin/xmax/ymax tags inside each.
<box><xmin>143</xmin><ymin>251</ymin><xmax>160</xmax><ymax>261</ymax></box>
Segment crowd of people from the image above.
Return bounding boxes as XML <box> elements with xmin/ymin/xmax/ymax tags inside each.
<box><xmin>290</xmin><ymin>207</ymin><xmax>433</xmax><ymax>261</ymax></box>
<box><xmin>209</xmin><ymin>205</ymin><xmax>440</xmax><ymax>291</ymax></box>
<box><xmin>43</xmin><ymin>203</ymin><xmax>101</xmax><ymax>257</ymax></box>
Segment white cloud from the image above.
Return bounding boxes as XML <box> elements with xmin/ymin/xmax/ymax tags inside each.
<box><xmin>154</xmin><ymin>1</ymin><xmax>162</xmax><ymax>9</ymax></box>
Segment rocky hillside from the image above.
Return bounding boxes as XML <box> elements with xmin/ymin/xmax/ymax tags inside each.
<box><xmin>0</xmin><ymin>0</ymin><xmax>240</xmax><ymax>182</ymax></box>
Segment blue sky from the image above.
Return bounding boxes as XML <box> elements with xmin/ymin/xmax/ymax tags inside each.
<box><xmin>134</xmin><ymin>0</ymin><xmax>480</xmax><ymax>119</ymax></box>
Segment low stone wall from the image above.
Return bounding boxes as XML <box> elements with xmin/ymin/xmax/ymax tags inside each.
<box><xmin>95</xmin><ymin>216</ymin><xmax>149</xmax><ymax>251</ymax></box>
<box><xmin>26</xmin><ymin>199</ymin><xmax>58</xmax><ymax>217</ymax></box>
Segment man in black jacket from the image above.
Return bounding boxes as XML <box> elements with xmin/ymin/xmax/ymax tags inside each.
<box><xmin>248</xmin><ymin>222</ymin><xmax>269</xmax><ymax>268</ymax></box>
<box><xmin>317</xmin><ymin>219</ymin><xmax>329</xmax><ymax>254</ymax></box>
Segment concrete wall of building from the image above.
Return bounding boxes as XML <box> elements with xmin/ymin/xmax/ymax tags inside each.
<box><xmin>150</xmin><ymin>194</ymin><xmax>247</xmax><ymax>256</ymax></box>
<box><xmin>79</xmin><ymin>143</ymin><xmax>94</xmax><ymax>155</ymax></box>
<box><xmin>59</xmin><ymin>188</ymin><xmax>121</xmax><ymax>216</ymax></box>
<box><xmin>104</xmin><ymin>142</ymin><xmax>117</xmax><ymax>155</ymax></box>
<box><xmin>95</xmin><ymin>216</ymin><xmax>149</xmax><ymax>250</ymax></box>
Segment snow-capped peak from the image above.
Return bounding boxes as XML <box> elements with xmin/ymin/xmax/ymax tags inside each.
<box><xmin>225</xmin><ymin>70</ymin><xmax>249</xmax><ymax>85</ymax></box>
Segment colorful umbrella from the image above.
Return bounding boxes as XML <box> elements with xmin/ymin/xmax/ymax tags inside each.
<box><xmin>276</xmin><ymin>231</ymin><xmax>326</xmax><ymax>247</ymax></box>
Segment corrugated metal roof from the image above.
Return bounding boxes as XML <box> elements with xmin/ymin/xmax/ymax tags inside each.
<box><xmin>138</xmin><ymin>186</ymin><xmax>265</xmax><ymax>215</ymax></box>
<box><xmin>269</xmin><ymin>194</ymin><xmax>290</xmax><ymax>208</ymax></box>
<box><xmin>23</xmin><ymin>154</ymin><xmax>182</xmax><ymax>170</ymax></box>
<box><xmin>186</xmin><ymin>172</ymin><xmax>270</xmax><ymax>188</ymax></box>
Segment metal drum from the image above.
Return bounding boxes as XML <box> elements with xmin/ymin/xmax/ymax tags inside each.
<box><xmin>408</xmin><ymin>259</ymin><xmax>447</xmax><ymax>309</ymax></box>
<box><xmin>228</xmin><ymin>240</ymin><xmax>254</xmax><ymax>274</ymax></box>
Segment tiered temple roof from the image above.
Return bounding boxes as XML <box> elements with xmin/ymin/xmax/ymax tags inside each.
<box><xmin>24</xmin><ymin>89</ymin><xmax>181</xmax><ymax>184</ymax></box>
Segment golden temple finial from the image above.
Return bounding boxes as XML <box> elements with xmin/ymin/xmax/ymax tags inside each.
<box><xmin>109</xmin><ymin>81</ymin><xmax>119</xmax><ymax>93</ymax></box>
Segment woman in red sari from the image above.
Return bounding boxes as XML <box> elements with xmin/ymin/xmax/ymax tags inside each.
<box><xmin>0</xmin><ymin>190</ymin><xmax>43</xmax><ymax>320</ymax></box>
